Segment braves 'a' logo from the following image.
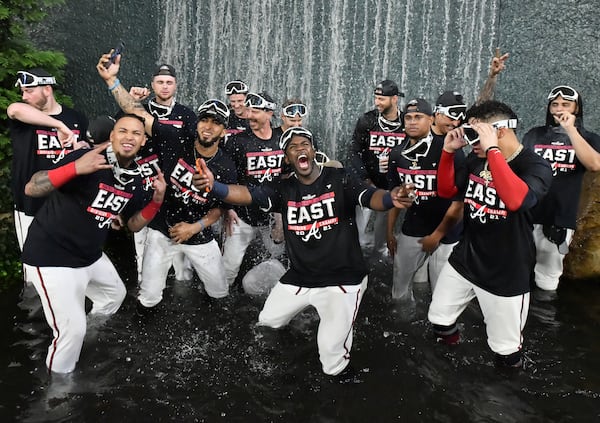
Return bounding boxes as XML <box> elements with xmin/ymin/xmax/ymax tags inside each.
<box><xmin>258</xmin><ymin>168</ymin><xmax>273</xmax><ymax>183</ymax></box>
<box><xmin>52</xmin><ymin>148</ymin><xmax>67</xmax><ymax>164</ymax></box>
<box><xmin>301</xmin><ymin>221</ymin><xmax>322</xmax><ymax>242</ymax></box>
<box><xmin>469</xmin><ymin>203</ymin><xmax>487</xmax><ymax>224</ymax></box>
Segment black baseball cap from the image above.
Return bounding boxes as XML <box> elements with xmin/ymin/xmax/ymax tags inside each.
<box><xmin>197</xmin><ymin>99</ymin><xmax>230</xmax><ymax>127</ymax></box>
<box><xmin>86</xmin><ymin>115</ymin><xmax>116</xmax><ymax>144</ymax></box>
<box><xmin>153</xmin><ymin>64</ymin><xmax>176</xmax><ymax>78</ymax></box>
<box><xmin>404</xmin><ymin>98</ymin><xmax>433</xmax><ymax>116</ymax></box>
<box><xmin>436</xmin><ymin>91</ymin><xmax>465</xmax><ymax>107</ymax></box>
<box><xmin>374</xmin><ymin>80</ymin><xmax>404</xmax><ymax>97</ymax></box>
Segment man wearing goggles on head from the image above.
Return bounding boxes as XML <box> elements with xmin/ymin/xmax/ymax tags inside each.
<box><xmin>523</xmin><ymin>85</ymin><xmax>600</xmax><ymax>295</ymax></box>
<box><xmin>224</xmin><ymin>79</ymin><xmax>250</xmax><ymax>143</ymax></box>
<box><xmin>432</xmin><ymin>91</ymin><xmax>467</xmax><ymax>136</ymax></box>
<box><xmin>118</xmin><ymin>62</ymin><xmax>198</xmax><ymax>284</ymax></box>
<box><xmin>429</xmin><ymin>100</ymin><xmax>552</xmax><ymax>368</ymax></box>
<box><xmin>7</xmin><ymin>68</ymin><xmax>89</xmax><ymax>254</ymax></box>
<box><xmin>386</xmin><ymin>99</ymin><xmax>464</xmax><ymax>314</ymax></box>
<box><xmin>348</xmin><ymin>79</ymin><xmax>406</xmax><ymax>256</ymax></box>
<box><xmin>220</xmin><ymin>91</ymin><xmax>286</xmax><ymax>287</ymax></box>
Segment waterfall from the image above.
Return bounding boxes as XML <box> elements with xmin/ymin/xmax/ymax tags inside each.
<box><xmin>158</xmin><ymin>0</ymin><xmax>500</xmax><ymax>160</ymax></box>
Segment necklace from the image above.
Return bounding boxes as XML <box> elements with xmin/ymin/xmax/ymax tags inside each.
<box><xmin>193</xmin><ymin>143</ymin><xmax>218</xmax><ymax>164</ymax></box>
<box><xmin>479</xmin><ymin>144</ymin><xmax>524</xmax><ymax>183</ymax></box>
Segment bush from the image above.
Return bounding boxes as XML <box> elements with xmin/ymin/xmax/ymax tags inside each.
<box><xmin>0</xmin><ymin>0</ymin><xmax>70</xmax><ymax>292</ymax></box>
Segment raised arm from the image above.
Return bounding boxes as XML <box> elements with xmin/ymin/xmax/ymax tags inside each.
<box><xmin>192</xmin><ymin>158</ymin><xmax>253</xmax><ymax>206</ymax></box>
<box><xmin>476</xmin><ymin>49</ymin><xmax>509</xmax><ymax>105</ymax></box>
<box><xmin>96</xmin><ymin>52</ymin><xmax>155</xmax><ymax>135</ymax></box>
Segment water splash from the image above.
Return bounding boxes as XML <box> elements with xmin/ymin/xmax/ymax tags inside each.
<box><xmin>158</xmin><ymin>1</ymin><xmax>500</xmax><ymax>159</ymax></box>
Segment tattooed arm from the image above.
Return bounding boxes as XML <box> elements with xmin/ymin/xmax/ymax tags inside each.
<box><xmin>96</xmin><ymin>52</ymin><xmax>155</xmax><ymax>135</ymax></box>
<box><xmin>25</xmin><ymin>143</ymin><xmax>112</xmax><ymax>197</ymax></box>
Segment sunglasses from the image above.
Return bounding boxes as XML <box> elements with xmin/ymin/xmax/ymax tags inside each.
<box><xmin>245</xmin><ymin>93</ymin><xmax>276</xmax><ymax>111</ymax></box>
<box><xmin>15</xmin><ymin>71</ymin><xmax>56</xmax><ymax>88</ymax></box>
<box><xmin>378</xmin><ymin>114</ymin><xmax>403</xmax><ymax>132</ymax></box>
<box><xmin>197</xmin><ymin>99</ymin><xmax>230</xmax><ymax>118</ymax></box>
<box><xmin>279</xmin><ymin>126</ymin><xmax>313</xmax><ymax>151</ymax></box>
<box><xmin>225</xmin><ymin>80</ymin><xmax>249</xmax><ymax>95</ymax></box>
<box><xmin>462</xmin><ymin>119</ymin><xmax>518</xmax><ymax>145</ymax></box>
<box><xmin>282</xmin><ymin>103</ymin><xmax>307</xmax><ymax>118</ymax></box>
<box><xmin>547</xmin><ymin>85</ymin><xmax>578</xmax><ymax>102</ymax></box>
<box><xmin>435</xmin><ymin>105</ymin><xmax>467</xmax><ymax>121</ymax></box>
<box><xmin>401</xmin><ymin>135</ymin><xmax>432</xmax><ymax>162</ymax></box>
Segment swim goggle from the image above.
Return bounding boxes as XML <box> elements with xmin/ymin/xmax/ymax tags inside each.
<box><xmin>279</xmin><ymin>126</ymin><xmax>313</xmax><ymax>151</ymax></box>
<box><xmin>15</xmin><ymin>71</ymin><xmax>56</xmax><ymax>88</ymax></box>
<box><xmin>282</xmin><ymin>103</ymin><xmax>307</xmax><ymax>118</ymax></box>
<box><xmin>547</xmin><ymin>85</ymin><xmax>578</xmax><ymax>102</ymax></box>
<box><xmin>435</xmin><ymin>104</ymin><xmax>467</xmax><ymax>121</ymax></box>
<box><xmin>378</xmin><ymin>112</ymin><xmax>403</xmax><ymax>132</ymax></box>
<box><xmin>225</xmin><ymin>80</ymin><xmax>249</xmax><ymax>95</ymax></box>
<box><xmin>197</xmin><ymin>99</ymin><xmax>230</xmax><ymax>119</ymax></box>
<box><xmin>245</xmin><ymin>92</ymin><xmax>276</xmax><ymax>111</ymax></box>
<box><xmin>148</xmin><ymin>98</ymin><xmax>174</xmax><ymax>119</ymax></box>
<box><xmin>462</xmin><ymin>119</ymin><xmax>518</xmax><ymax>146</ymax></box>
<box><xmin>401</xmin><ymin>134</ymin><xmax>433</xmax><ymax>162</ymax></box>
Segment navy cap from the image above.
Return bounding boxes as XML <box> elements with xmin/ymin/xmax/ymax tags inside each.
<box><xmin>404</xmin><ymin>98</ymin><xmax>433</xmax><ymax>116</ymax></box>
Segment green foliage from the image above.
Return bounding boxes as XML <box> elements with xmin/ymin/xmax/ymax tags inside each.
<box><xmin>0</xmin><ymin>0</ymin><xmax>69</xmax><ymax>292</ymax></box>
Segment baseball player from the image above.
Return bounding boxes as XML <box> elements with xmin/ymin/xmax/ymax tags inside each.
<box><xmin>8</xmin><ymin>68</ymin><xmax>88</xmax><ymax>252</ymax></box>
<box><xmin>386</xmin><ymin>99</ymin><xmax>464</xmax><ymax>305</ymax></box>
<box><xmin>523</xmin><ymin>85</ymin><xmax>600</xmax><ymax>293</ymax></box>
<box><xmin>193</xmin><ymin>126</ymin><xmax>415</xmax><ymax>376</ymax></box>
<box><xmin>428</xmin><ymin>101</ymin><xmax>552</xmax><ymax>368</ymax></box>
<box><xmin>137</xmin><ymin>99</ymin><xmax>237</xmax><ymax>309</ymax></box>
<box><xmin>21</xmin><ymin>114</ymin><xmax>166</xmax><ymax>373</ymax></box>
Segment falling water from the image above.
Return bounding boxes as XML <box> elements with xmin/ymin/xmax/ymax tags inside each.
<box><xmin>156</xmin><ymin>0</ymin><xmax>499</xmax><ymax>159</ymax></box>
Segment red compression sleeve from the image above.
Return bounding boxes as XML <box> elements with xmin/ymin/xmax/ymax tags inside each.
<box><xmin>486</xmin><ymin>148</ymin><xmax>529</xmax><ymax>211</ymax></box>
<box><xmin>47</xmin><ymin>161</ymin><xmax>77</xmax><ymax>188</ymax></box>
<box><xmin>140</xmin><ymin>200</ymin><xmax>162</xmax><ymax>221</ymax></box>
<box><xmin>437</xmin><ymin>149</ymin><xmax>459</xmax><ymax>198</ymax></box>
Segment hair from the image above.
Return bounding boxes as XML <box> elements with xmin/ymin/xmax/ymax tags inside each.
<box><xmin>466</xmin><ymin>100</ymin><xmax>517</xmax><ymax>122</ymax></box>
<box><xmin>117</xmin><ymin>113</ymin><xmax>146</xmax><ymax>125</ymax></box>
<box><xmin>282</xmin><ymin>97</ymin><xmax>303</xmax><ymax>108</ymax></box>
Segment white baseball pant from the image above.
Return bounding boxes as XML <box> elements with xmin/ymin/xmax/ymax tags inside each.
<box><xmin>23</xmin><ymin>253</ymin><xmax>126</xmax><ymax>373</ymax></box>
<box><xmin>222</xmin><ymin>217</ymin><xmax>285</xmax><ymax>286</ymax></box>
<box><xmin>258</xmin><ymin>276</ymin><xmax>368</xmax><ymax>376</ymax></box>
<box><xmin>138</xmin><ymin>228</ymin><xmax>228</xmax><ymax>307</ymax></box>
<box><xmin>428</xmin><ymin>262</ymin><xmax>529</xmax><ymax>356</ymax></box>
<box><xmin>135</xmin><ymin>227</ymin><xmax>193</xmax><ymax>283</ymax></box>
<box><xmin>532</xmin><ymin>224</ymin><xmax>574</xmax><ymax>291</ymax></box>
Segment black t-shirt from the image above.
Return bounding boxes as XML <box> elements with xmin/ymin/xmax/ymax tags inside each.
<box><xmin>348</xmin><ymin>109</ymin><xmax>405</xmax><ymax>189</ymax></box>
<box><xmin>249</xmin><ymin>166</ymin><xmax>376</xmax><ymax>287</ymax></box>
<box><xmin>224</xmin><ymin>110</ymin><xmax>249</xmax><ymax>146</ymax></box>
<box><xmin>9</xmin><ymin>106</ymin><xmax>88</xmax><ymax>215</ymax></box>
<box><xmin>222</xmin><ymin>127</ymin><xmax>285</xmax><ymax>226</ymax></box>
<box><xmin>523</xmin><ymin>125</ymin><xmax>600</xmax><ymax>229</ymax></box>
<box><xmin>448</xmin><ymin>148</ymin><xmax>552</xmax><ymax>296</ymax></box>
<box><xmin>149</xmin><ymin>148</ymin><xmax>237</xmax><ymax>244</ymax></box>
<box><xmin>22</xmin><ymin>149</ymin><xmax>145</xmax><ymax>267</ymax></box>
<box><xmin>388</xmin><ymin>134</ymin><xmax>464</xmax><ymax>243</ymax></box>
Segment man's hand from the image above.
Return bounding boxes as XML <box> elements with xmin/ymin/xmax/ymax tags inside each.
<box><xmin>130</xmin><ymin>86</ymin><xmax>151</xmax><ymax>101</ymax></box>
<box><xmin>554</xmin><ymin>112</ymin><xmax>577</xmax><ymax>130</ymax></box>
<box><xmin>390</xmin><ymin>183</ymin><xmax>416</xmax><ymax>209</ymax></box>
<box><xmin>470</xmin><ymin>122</ymin><xmax>498</xmax><ymax>152</ymax></box>
<box><xmin>57</xmin><ymin>124</ymin><xmax>75</xmax><ymax>147</ymax></box>
<box><xmin>387</xmin><ymin>234</ymin><xmax>397</xmax><ymax>257</ymax></box>
<box><xmin>224</xmin><ymin>209</ymin><xmax>239</xmax><ymax>236</ymax></box>
<box><xmin>169</xmin><ymin>222</ymin><xmax>198</xmax><ymax>244</ymax></box>
<box><xmin>192</xmin><ymin>158</ymin><xmax>215</xmax><ymax>191</ymax></box>
<box><xmin>74</xmin><ymin>142</ymin><xmax>112</xmax><ymax>175</ymax></box>
<box><xmin>444</xmin><ymin>127</ymin><xmax>468</xmax><ymax>153</ymax></box>
<box><xmin>96</xmin><ymin>50</ymin><xmax>121</xmax><ymax>81</ymax></box>
<box><xmin>419</xmin><ymin>232</ymin><xmax>442</xmax><ymax>254</ymax></box>
<box><xmin>151</xmin><ymin>170</ymin><xmax>166</xmax><ymax>203</ymax></box>
<box><xmin>490</xmin><ymin>51</ymin><xmax>509</xmax><ymax>77</ymax></box>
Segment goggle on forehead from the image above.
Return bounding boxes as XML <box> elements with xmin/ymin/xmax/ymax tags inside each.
<box><xmin>279</xmin><ymin>126</ymin><xmax>313</xmax><ymax>150</ymax></box>
<box><xmin>225</xmin><ymin>80</ymin><xmax>249</xmax><ymax>95</ymax></box>
<box><xmin>462</xmin><ymin>119</ymin><xmax>518</xmax><ymax>146</ymax></box>
<box><xmin>282</xmin><ymin>103</ymin><xmax>307</xmax><ymax>118</ymax></box>
<box><xmin>435</xmin><ymin>105</ymin><xmax>467</xmax><ymax>121</ymax></box>
<box><xmin>245</xmin><ymin>93</ymin><xmax>276</xmax><ymax>111</ymax></box>
<box><xmin>197</xmin><ymin>99</ymin><xmax>230</xmax><ymax>118</ymax></box>
<box><xmin>547</xmin><ymin>85</ymin><xmax>578</xmax><ymax>102</ymax></box>
<box><xmin>15</xmin><ymin>71</ymin><xmax>56</xmax><ymax>88</ymax></box>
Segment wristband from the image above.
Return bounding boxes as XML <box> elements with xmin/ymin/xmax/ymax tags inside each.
<box><xmin>382</xmin><ymin>192</ymin><xmax>394</xmax><ymax>210</ymax></box>
<box><xmin>486</xmin><ymin>145</ymin><xmax>501</xmax><ymax>155</ymax></box>
<box><xmin>140</xmin><ymin>199</ymin><xmax>162</xmax><ymax>221</ymax></box>
<box><xmin>108</xmin><ymin>78</ymin><xmax>121</xmax><ymax>92</ymax></box>
<box><xmin>211</xmin><ymin>181</ymin><xmax>229</xmax><ymax>199</ymax></box>
<box><xmin>48</xmin><ymin>161</ymin><xmax>77</xmax><ymax>188</ymax></box>
<box><xmin>198</xmin><ymin>219</ymin><xmax>205</xmax><ymax>232</ymax></box>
